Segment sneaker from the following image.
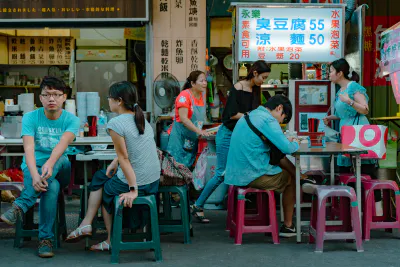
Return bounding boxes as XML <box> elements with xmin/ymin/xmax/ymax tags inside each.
<box><xmin>279</xmin><ymin>224</ymin><xmax>297</xmax><ymax>238</ymax></box>
<box><xmin>0</xmin><ymin>204</ymin><xmax>22</xmax><ymax>225</ymax></box>
<box><xmin>38</xmin><ymin>239</ymin><xmax>54</xmax><ymax>258</ymax></box>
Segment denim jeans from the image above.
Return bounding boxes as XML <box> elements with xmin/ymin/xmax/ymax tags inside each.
<box><xmin>14</xmin><ymin>156</ymin><xmax>71</xmax><ymax>240</ymax></box>
<box><xmin>195</xmin><ymin>125</ymin><xmax>232</xmax><ymax>208</ymax></box>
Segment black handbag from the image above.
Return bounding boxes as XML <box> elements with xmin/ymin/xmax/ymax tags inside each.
<box><xmin>244</xmin><ymin>113</ymin><xmax>285</xmax><ymax>166</ymax></box>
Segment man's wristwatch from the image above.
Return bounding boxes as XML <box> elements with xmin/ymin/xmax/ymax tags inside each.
<box><xmin>129</xmin><ymin>185</ymin><xmax>138</xmax><ymax>192</ymax></box>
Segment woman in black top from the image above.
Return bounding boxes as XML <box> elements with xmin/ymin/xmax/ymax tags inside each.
<box><xmin>191</xmin><ymin>60</ymin><xmax>271</xmax><ymax>223</ymax></box>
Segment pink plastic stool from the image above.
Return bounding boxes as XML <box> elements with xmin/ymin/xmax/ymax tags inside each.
<box><xmin>226</xmin><ymin>185</ymin><xmax>267</xmax><ymax>231</ymax></box>
<box><xmin>330</xmin><ymin>174</ymin><xmax>371</xmax><ymax>219</ymax></box>
<box><xmin>309</xmin><ymin>186</ymin><xmax>363</xmax><ymax>252</ymax></box>
<box><xmin>362</xmin><ymin>180</ymin><xmax>400</xmax><ymax>241</ymax></box>
<box><xmin>228</xmin><ymin>186</ymin><xmax>279</xmax><ymax>245</ymax></box>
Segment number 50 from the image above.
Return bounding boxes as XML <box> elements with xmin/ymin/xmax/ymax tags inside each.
<box><xmin>309</xmin><ymin>34</ymin><xmax>325</xmax><ymax>45</ymax></box>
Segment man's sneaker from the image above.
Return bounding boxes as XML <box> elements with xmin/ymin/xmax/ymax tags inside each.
<box><xmin>0</xmin><ymin>204</ymin><xmax>22</xmax><ymax>225</ymax></box>
<box><xmin>38</xmin><ymin>239</ymin><xmax>54</xmax><ymax>258</ymax></box>
<box><xmin>279</xmin><ymin>224</ymin><xmax>297</xmax><ymax>238</ymax></box>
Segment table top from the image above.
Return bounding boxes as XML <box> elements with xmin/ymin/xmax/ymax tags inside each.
<box><xmin>293</xmin><ymin>142</ymin><xmax>367</xmax><ymax>156</ymax></box>
<box><xmin>76</xmin><ymin>152</ymin><xmax>117</xmax><ymax>161</ymax></box>
<box><xmin>370</xmin><ymin>116</ymin><xmax>400</xmax><ymax>121</ymax></box>
<box><xmin>0</xmin><ymin>137</ymin><xmax>113</xmax><ymax>146</ymax></box>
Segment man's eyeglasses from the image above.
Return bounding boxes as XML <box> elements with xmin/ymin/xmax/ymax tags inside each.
<box><xmin>40</xmin><ymin>94</ymin><xmax>64</xmax><ymax>99</ymax></box>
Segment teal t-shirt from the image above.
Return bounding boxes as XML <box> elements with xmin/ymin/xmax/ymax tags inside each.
<box><xmin>21</xmin><ymin>108</ymin><xmax>80</xmax><ymax>170</ymax></box>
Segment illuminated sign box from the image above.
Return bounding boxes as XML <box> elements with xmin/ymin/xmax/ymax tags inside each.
<box><xmin>235</xmin><ymin>3</ymin><xmax>345</xmax><ymax>63</ymax></box>
<box><xmin>0</xmin><ymin>0</ymin><xmax>148</xmax><ymax>22</ymax></box>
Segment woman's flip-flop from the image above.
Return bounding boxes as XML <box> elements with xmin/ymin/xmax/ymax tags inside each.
<box><xmin>190</xmin><ymin>205</ymin><xmax>210</xmax><ymax>224</ymax></box>
<box><xmin>65</xmin><ymin>225</ymin><xmax>92</xmax><ymax>243</ymax></box>
<box><xmin>89</xmin><ymin>241</ymin><xmax>110</xmax><ymax>251</ymax></box>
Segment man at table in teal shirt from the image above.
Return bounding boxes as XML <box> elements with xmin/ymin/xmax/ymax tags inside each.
<box><xmin>1</xmin><ymin>76</ymin><xmax>80</xmax><ymax>258</ymax></box>
<box><xmin>225</xmin><ymin>95</ymin><xmax>301</xmax><ymax>237</ymax></box>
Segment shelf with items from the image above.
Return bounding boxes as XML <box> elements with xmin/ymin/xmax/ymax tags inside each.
<box><xmin>261</xmin><ymin>84</ymin><xmax>289</xmax><ymax>91</ymax></box>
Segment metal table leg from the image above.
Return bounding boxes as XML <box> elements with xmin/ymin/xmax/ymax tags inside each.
<box><xmin>295</xmin><ymin>154</ymin><xmax>301</xmax><ymax>243</ymax></box>
<box><xmin>330</xmin><ymin>155</ymin><xmax>335</xmax><ymax>185</ymax></box>
<box><xmin>84</xmin><ymin>161</ymin><xmax>89</xmax><ymax>250</ymax></box>
<box><xmin>355</xmin><ymin>155</ymin><xmax>362</xmax><ymax>222</ymax></box>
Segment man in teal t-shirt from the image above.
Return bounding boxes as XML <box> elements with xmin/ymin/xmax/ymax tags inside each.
<box><xmin>1</xmin><ymin>77</ymin><xmax>80</xmax><ymax>258</ymax></box>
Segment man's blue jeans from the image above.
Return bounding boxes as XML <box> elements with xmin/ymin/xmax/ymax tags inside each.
<box><xmin>14</xmin><ymin>156</ymin><xmax>71</xmax><ymax>240</ymax></box>
<box><xmin>195</xmin><ymin>125</ymin><xmax>232</xmax><ymax>208</ymax></box>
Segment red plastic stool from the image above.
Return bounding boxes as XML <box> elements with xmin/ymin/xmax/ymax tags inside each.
<box><xmin>226</xmin><ymin>186</ymin><xmax>267</xmax><ymax>231</ymax></box>
<box><xmin>330</xmin><ymin>174</ymin><xmax>371</xmax><ymax>219</ymax></box>
<box><xmin>309</xmin><ymin>186</ymin><xmax>363</xmax><ymax>253</ymax></box>
<box><xmin>228</xmin><ymin>187</ymin><xmax>279</xmax><ymax>245</ymax></box>
<box><xmin>362</xmin><ymin>180</ymin><xmax>400</xmax><ymax>241</ymax></box>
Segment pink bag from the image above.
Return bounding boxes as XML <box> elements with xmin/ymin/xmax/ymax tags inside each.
<box><xmin>341</xmin><ymin>125</ymin><xmax>388</xmax><ymax>159</ymax></box>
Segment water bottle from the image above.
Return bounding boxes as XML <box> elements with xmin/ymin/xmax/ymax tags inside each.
<box><xmin>97</xmin><ymin>110</ymin><xmax>108</xmax><ymax>137</ymax></box>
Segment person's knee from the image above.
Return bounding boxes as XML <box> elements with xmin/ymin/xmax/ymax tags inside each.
<box><xmin>47</xmin><ymin>179</ymin><xmax>60</xmax><ymax>197</ymax></box>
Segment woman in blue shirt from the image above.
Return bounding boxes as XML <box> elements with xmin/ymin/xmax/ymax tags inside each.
<box><xmin>323</xmin><ymin>58</ymin><xmax>382</xmax><ymax>214</ymax></box>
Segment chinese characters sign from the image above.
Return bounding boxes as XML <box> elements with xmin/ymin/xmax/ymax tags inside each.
<box><xmin>237</xmin><ymin>6</ymin><xmax>344</xmax><ymax>62</ymax></box>
<box><xmin>380</xmin><ymin>25</ymin><xmax>400</xmax><ymax>76</ymax></box>
<box><xmin>0</xmin><ymin>0</ymin><xmax>148</xmax><ymax>22</ymax></box>
<box><xmin>153</xmin><ymin>0</ymin><xmax>205</xmax><ymax>82</ymax></box>
<box><xmin>8</xmin><ymin>37</ymin><xmax>73</xmax><ymax>65</ymax></box>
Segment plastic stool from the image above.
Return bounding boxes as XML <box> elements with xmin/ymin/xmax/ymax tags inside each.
<box><xmin>229</xmin><ymin>187</ymin><xmax>279</xmax><ymax>245</ymax></box>
<box><xmin>158</xmin><ymin>185</ymin><xmax>192</xmax><ymax>244</ymax></box>
<box><xmin>330</xmin><ymin>174</ymin><xmax>371</xmax><ymax>220</ymax></box>
<box><xmin>14</xmin><ymin>191</ymin><xmax>67</xmax><ymax>249</ymax></box>
<box><xmin>226</xmin><ymin>185</ymin><xmax>268</xmax><ymax>231</ymax></box>
<box><xmin>362</xmin><ymin>180</ymin><xmax>400</xmax><ymax>241</ymax></box>
<box><xmin>309</xmin><ymin>186</ymin><xmax>363</xmax><ymax>253</ymax></box>
<box><xmin>111</xmin><ymin>195</ymin><xmax>162</xmax><ymax>264</ymax></box>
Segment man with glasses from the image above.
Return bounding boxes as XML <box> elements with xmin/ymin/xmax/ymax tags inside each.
<box><xmin>225</xmin><ymin>95</ymin><xmax>306</xmax><ymax>237</ymax></box>
<box><xmin>0</xmin><ymin>76</ymin><xmax>80</xmax><ymax>258</ymax></box>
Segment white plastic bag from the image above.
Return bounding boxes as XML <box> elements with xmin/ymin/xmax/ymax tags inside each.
<box><xmin>192</xmin><ymin>147</ymin><xmax>209</xmax><ymax>190</ymax></box>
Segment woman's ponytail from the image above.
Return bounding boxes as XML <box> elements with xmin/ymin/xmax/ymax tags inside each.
<box><xmin>133</xmin><ymin>103</ymin><xmax>145</xmax><ymax>135</ymax></box>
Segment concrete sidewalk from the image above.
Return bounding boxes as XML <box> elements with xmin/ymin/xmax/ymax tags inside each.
<box><xmin>0</xmin><ymin>199</ymin><xmax>399</xmax><ymax>267</ymax></box>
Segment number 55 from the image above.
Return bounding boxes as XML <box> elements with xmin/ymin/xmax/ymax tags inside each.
<box><xmin>310</xmin><ymin>19</ymin><xmax>325</xmax><ymax>30</ymax></box>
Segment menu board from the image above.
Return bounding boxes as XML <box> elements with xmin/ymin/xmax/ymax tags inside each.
<box><xmin>8</xmin><ymin>37</ymin><xmax>73</xmax><ymax>65</ymax></box>
<box><xmin>236</xmin><ymin>5</ymin><xmax>345</xmax><ymax>63</ymax></box>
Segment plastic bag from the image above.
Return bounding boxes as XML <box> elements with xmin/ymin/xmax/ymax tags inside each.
<box><xmin>192</xmin><ymin>147</ymin><xmax>209</xmax><ymax>190</ymax></box>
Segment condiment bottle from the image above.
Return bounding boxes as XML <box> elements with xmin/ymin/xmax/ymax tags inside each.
<box><xmin>84</xmin><ymin>122</ymin><xmax>89</xmax><ymax>137</ymax></box>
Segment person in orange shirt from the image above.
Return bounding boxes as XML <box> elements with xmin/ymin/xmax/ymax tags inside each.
<box><xmin>167</xmin><ymin>71</ymin><xmax>211</xmax><ymax>167</ymax></box>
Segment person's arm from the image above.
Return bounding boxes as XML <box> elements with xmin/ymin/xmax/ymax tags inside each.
<box><xmin>21</xmin><ymin>113</ymin><xmax>47</xmax><ymax>192</ymax></box>
<box><xmin>230</xmin><ymin>113</ymin><xmax>244</xmax><ymax>120</ymax></box>
<box><xmin>41</xmin><ymin>132</ymin><xmax>76</xmax><ymax>180</ymax></box>
<box><xmin>41</xmin><ymin>115</ymin><xmax>80</xmax><ymax>180</ymax></box>
<box><xmin>23</xmin><ymin>136</ymin><xmax>47</xmax><ymax>192</ymax></box>
<box><xmin>109</xmin><ymin>129</ymin><xmax>138</xmax><ymax>208</ymax></box>
<box><xmin>178</xmin><ymin>107</ymin><xmax>209</xmax><ymax>136</ymax></box>
<box><xmin>259</xmin><ymin>119</ymin><xmax>299</xmax><ymax>154</ymax></box>
<box><xmin>350</xmin><ymin>92</ymin><xmax>369</xmax><ymax>115</ymax></box>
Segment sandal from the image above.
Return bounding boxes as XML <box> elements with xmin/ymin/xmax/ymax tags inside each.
<box><xmin>65</xmin><ymin>225</ymin><xmax>92</xmax><ymax>243</ymax></box>
<box><xmin>190</xmin><ymin>205</ymin><xmax>210</xmax><ymax>224</ymax></box>
<box><xmin>89</xmin><ymin>241</ymin><xmax>110</xmax><ymax>251</ymax></box>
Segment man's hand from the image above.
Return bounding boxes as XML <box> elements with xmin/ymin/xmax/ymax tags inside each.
<box><xmin>40</xmin><ymin>161</ymin><xmax>55</xmax><ymax>180</ymax></box>
<box><xmin>119</xmin><ymin>190</ymin><xmax>138</xmax><ymax>208</ymax></box>
<box><xmin>33</xmin><ymin>173</ymin><xmax>48</xmax><ymax>192</ymax></box>
<box><xmin>106</xmin><ymin>160</ymin><xmax>118</xmax><ymax>178</ymax></box>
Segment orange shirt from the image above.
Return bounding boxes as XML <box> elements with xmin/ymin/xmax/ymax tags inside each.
<box><xmin>167</xmin><ymin>90</ymin><xmax>205</xmax><ymax>134</ymax></box>
<box><xmin>174</xmin><ymin>89</ymin><xmax>204</xmax><ymax>122</ymax></box>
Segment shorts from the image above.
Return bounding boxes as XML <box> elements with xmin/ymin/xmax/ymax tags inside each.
<box><xmin>248</xmin><ymin>170</ymin><xmax>290</xmax><ymax>193</ymax></box>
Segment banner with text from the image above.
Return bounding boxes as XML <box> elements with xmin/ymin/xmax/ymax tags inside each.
<box><xmin>236</xmin><ymin>6</ymin><xmax>345</xmax><ymax>63</ymax></box>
